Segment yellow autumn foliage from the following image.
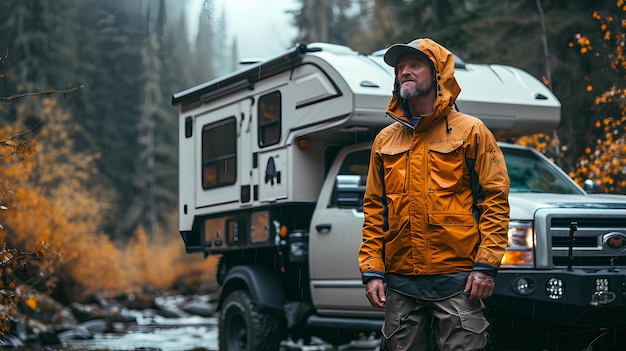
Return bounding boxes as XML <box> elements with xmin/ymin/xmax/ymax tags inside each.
<box><xmin>567</xmin><ymin>1</ymin><xmax>626</xmax><ymax>194</ymax></box>
<box><xmin>1</xmin><ymin>98</ymin><xmax>217</xmax><ymax>307</ymax></box>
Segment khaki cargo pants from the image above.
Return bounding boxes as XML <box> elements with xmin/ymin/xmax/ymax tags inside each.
<box><xmin>382</xmin><ymin>289</ymin><xmax>489</xmax><ymax>351</ymax></box>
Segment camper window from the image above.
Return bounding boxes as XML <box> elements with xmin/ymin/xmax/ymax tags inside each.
<box><xmin>258</xmin><ymin>91</ymin><xmax>281</xmax><ymax>147</ymax></box>
<box><xmin>202</xmin><ymin>117</ymin><xmax>237</xmax><ymax>189</ymax></box>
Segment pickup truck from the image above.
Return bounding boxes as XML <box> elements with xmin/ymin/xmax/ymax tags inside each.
<box><xmin>171</xmin><ymin>42</ymin><xmax>626</xmax><ymax>351</ymax></box>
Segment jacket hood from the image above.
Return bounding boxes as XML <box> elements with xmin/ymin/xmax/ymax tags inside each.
<box><xmin>384</xmin><ymin>38</ymin><xmax>461</xmax><ymax>131</ymax></box>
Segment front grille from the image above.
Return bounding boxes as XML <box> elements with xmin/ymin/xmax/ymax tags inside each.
<box><xmin>546</xmin><ymin>214</ymin><xmax>626</xmax><ymax>268</ymax></box>
<box><xmin>552</xmin><ymin>256</ymin><xmax>626</xmax><ymax>267</ymax></box>
<box><xmin>552</xmin><ymin>236</ymin><xmax>598</xmax><ymax>248</ymax></box>
<box><xmin>551</xmin><ymin>218</ymin><xmax>625</xmax><ymax>228</ymax></box>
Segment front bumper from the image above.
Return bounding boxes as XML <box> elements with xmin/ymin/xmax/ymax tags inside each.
<box><xmin>489</xmin><ymin>269</ymin><xmax>626</xmax><ymax>327</ymax></box>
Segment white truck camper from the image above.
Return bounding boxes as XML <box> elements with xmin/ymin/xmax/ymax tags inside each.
<box><xmin>172</xmin><ymin>43</ymin><xmax>626</xmax><ymax>351</ymax></box>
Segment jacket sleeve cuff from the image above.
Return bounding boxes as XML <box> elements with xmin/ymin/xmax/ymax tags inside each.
<box><xmin>362</xmin><ymin>270</ymin><xmax>385</xmax><ymax>285</ymax></box>
<box><xmin>473</xmin><ymin>262</ymin><xmax>498</xmax><ymax>277</ymax></box>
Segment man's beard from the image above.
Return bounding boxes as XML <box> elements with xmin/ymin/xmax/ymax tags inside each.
<box><xmin>399</xmin><ymin>80</ymin><xmax>433</xmax><ymax>99</ymax></box>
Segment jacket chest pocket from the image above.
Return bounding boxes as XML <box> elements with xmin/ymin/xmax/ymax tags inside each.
<box><xmin>380</xmin><ymin>146</ymin><xmax>410</xmax><ymax>194</ymax></box>
<box><xmin>428</xmin><ymin>141</ymin><xmax>465</xmax><ymax>191</ymax></box>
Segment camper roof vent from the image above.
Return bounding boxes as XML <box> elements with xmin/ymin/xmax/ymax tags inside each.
<box><xmin>306</xmin><ymin>42</ymin><xmax>359</xmax><ymax>55</ymax></box>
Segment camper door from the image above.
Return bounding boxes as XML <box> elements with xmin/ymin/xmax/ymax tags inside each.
<box><xmin>195</xmin><ymin>99</ymin><xmax>253</xmax><ymax>209</ymax></box>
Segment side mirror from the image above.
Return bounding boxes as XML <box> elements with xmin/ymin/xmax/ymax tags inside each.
<box><xmin>583</xmin><ymin>179</ymin><xmax>602</xmax><ymax>194</ymax></box>
<box><xmin>334</xmin><ymin>175</ymin><xmax>365</xmax><ymax>209</ymax></box>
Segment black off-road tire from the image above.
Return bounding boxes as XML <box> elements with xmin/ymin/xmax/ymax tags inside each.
<box><xmin>219</xmin><ymin>289</ymin><xmax>285</xmax><ymax>351</ymax></box>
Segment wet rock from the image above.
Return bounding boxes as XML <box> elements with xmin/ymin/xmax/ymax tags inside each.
<box><xmin>52</xmin><ymin>307</ymin><xmax>78</xmax><ymax>328</ymax></box>
<box><xmin>80</xmin><ymin>318</ymin><xmax>109</xmax><ymax>333</ymax></box>
<box><xmin>0</xmin><ymin>334</ymin><xmax>24</xmax><ymax>347</ymax></box>
<box><xmin>181</xmin><ymin>300</ymin><xmax>216</xmax><ymax>317</ymax></box>
<box><xmin>88</xmin><ymin>291</ymin><xmax>115</xmax><ymax>308</ymax></box>
<box><xmin>153</xmin><ymin>306</ymin><xmax>187</xmax><ymax>318</ymax></box>
<box><xmin>56</xmin><ymin>325</ymin><xmax>93</xmax><ymax>342</ymax></box>
<box><xmin>154</xmin><ymin>295</ymin><xmax>188</xmax><ymax>318</ymax></box>
<box><xmin>281</xmin><ymin>336</ymin><xmax>334</xmax><ymax>351</ymax></box>
<box><xmin>11</xmin><ymin>317</ymin><xmax>27</xmax><ymax>341</ymax></box>
<box><xmin>123</xmin><ymin>292</ymin><xmax>156</xmax><ymax>310</ymax></box>
<box><xmin>71</xmin><ymin>300</ymin><xmax>137</xmax><ymax>323</ymax></box>
<box><xmin>38</xmin><ymin>330</ymin><xmax>61</xmax><ymax>345</ymax></box>
<box><xmin>20</xmin><ymin>290</ymin><xmax>66</xmax><ymax>323</ymax></box>
<box><xmin>108</xmin><ymin>305</ymin><xmax>139</xmax><ymax>323</ymax></box>
<box><xmin>337</xmin><ymin>335</ymin><xmax>381</xmax><ymax>350</ymax></box>
<box><xmin>26</xmin><ymin>317</ymin><xmax>54</xmax><ymax>336</ymax></box>
<box><xmin>70</xmin><ymin>301</ymin><xmax>110</xmax><ymax>322</ymax></box>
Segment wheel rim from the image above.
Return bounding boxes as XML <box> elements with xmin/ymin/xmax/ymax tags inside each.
<box><xmin>226</xmin><ymin>312</ymin><xmax>247</xmax><ymax>350</ymax></box>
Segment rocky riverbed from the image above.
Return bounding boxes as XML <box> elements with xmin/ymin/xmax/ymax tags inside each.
<box><xmin>0</xmin><ymin>289</ymin><xmax>220</xmax><ymax>350</ymax></box>
<box><xmin>0</xmin><ymin>288</ymin><xmax>381</xmax><ymax>351</ymax></box>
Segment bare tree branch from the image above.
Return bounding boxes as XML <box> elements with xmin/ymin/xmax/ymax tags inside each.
<box><xmin>0</xmin><ymin>122</ymin><xmax>40</xmax><ymax>160</ymax></box>
<box><xmin>0</xmin><ymin>84</ymin><xmax>86</xmax><ymax>104</ymax></box>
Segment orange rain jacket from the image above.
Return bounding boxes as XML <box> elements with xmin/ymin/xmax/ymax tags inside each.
<box><xmin>358</xmin><ymin>39</ymin><xmax>510</xmax><ymax>281</ymax></box>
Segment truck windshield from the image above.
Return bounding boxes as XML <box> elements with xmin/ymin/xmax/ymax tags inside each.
<box><xmin>502</xmin><ymin>147</ymin><xmax>583</xmax><ymax>194</ymax></box>
<box><xmin>333</xmin><ymin>146</ymin><xmax>584</xmax><ymax>210</ymax></box>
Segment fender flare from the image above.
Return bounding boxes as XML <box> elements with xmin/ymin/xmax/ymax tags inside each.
<box><xmin>219</xmin><ymin>265</ymin><xmax>285</xmax><ymax>312</ymax></box>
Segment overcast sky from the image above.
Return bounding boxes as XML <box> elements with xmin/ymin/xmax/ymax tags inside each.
<box><xmin>187</xmin><ymin>0</ymin><xmax>299</xmax><ymax>61</ymax></box>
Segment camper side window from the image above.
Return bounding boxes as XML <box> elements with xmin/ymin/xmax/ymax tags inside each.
<box><xmin>202</xmin><ymin>117</ymin><xmax>237</xmax><ymax>189</ymax></box>
<box><xmin>258</xmin><ymin>91</ymin><xmax>281</xmax><ymax>147</ymax></box>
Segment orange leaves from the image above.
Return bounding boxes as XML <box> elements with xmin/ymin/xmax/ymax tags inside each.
<box><xmin>119</xmin><ymin>226</ymin><xmax>217</xmax><ymax>295</ymax></box>
<box><xmin>574</xmin><ymin>2</ymin><xmax>626</xmax><ymax>74</ymax></box>
<box><xmin>24</xmin><ymin>296</ymin><xmax>38</xmax><ymax>310</ymax></box>
<box><xmin>572</xmin><ymin>115</ymin><xmax>626</xmax><ymax>193</ymax></box>
<box><xmin>593</xmin><ymin>11</ymin><xmax>602</xmax><ymax>21</ymax></box>
<box><xmin>63</xmin><ymin>235</ymin><xmax>127</xmax><ymax>300</ymax></box>
<box><xmin>0</xmin><ymin>97</ymin><xmax>116</xmax><ymax>303</ymax></box>
<box><xmin>515</xmin><ymin>133</ymin><xmax>562</xmax><ymax>160</ymax></box>
<box><xmin>573</xmin><ymin>33</ymin><xmax>593</xmax><ymax>54</ymax></box>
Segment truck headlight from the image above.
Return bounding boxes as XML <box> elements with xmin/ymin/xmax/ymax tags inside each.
<box><xmin>501</xmin><ymin>221</ymin><xmax>534</xmax><ymax>267</ymax></box>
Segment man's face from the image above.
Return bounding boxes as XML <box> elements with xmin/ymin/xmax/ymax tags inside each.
<box><xmin>396</xmin><ymin>53</ymin><xmax>434</xmax><ymax>100</ymax></box>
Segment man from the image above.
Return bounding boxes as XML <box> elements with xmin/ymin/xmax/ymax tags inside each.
<box><xmin>358</xmin><ymin>38</ymin><xmax>510</xmax><ymax>350</ymax></box>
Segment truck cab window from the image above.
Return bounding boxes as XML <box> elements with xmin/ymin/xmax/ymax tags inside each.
<box><xmin>503</xmin><ymin>147</ymin><xmax>582</xmax><ymax>194</ymax></box>
<box><xmin>258</xmin><ymin>91</ymin><xmax>281</xmax><ymax>147</ymax></box>
<box><xmin>332</xmin><ymin>150</ymin><xmax>370</xmax><ymax>209</ymax></box>
<box><xmin>202</xmin><ymin>117</ymin><xmax>237</xmax><ymax>189</ymax></box>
